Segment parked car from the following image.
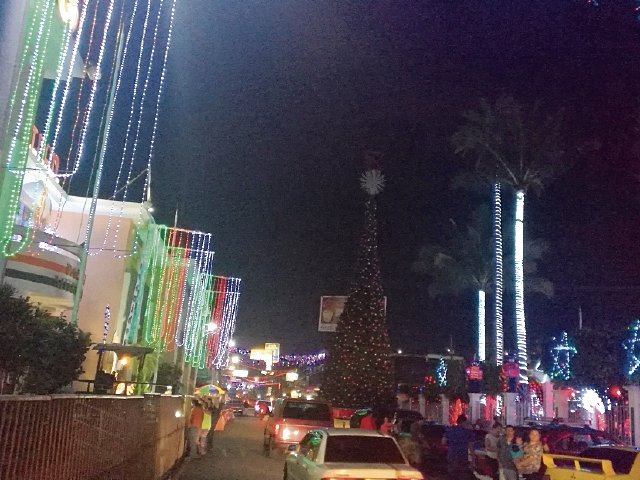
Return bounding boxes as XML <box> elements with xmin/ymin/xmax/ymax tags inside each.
<box><xmin>283</xmin><ymin>428</ymin><xmax>424</xmax><ymax>480</ymax></box>
<box><xmin>543</xmin><ymin>446</ymin><xmax>640</xmax><ymax>480</ymax></box>
<box><xmin>264</xmin><ymin>398</ymin><xmax>333</xmax><ymax>456</ymax></box>
<box><xmin>225</xmin><ymin>399</ymin><xmax>245</xmax><ymax>416</ymax></box>
<box><xmin>473</xmin><ymin>425</ymin><xmax>623</xmax><ymax>478</ymax></box>
<box><xmin>255</xmin><ymin>400</ymin><xmax>272</xmax><ymax>417</ymax></box>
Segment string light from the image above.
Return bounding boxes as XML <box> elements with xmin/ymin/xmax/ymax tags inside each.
<box><xmin>494</xmin><ymin>182</ymin><xmax>503</xmax><ymax>366</ymax></box>
<box><xmin>549</xmin><ymin>330</ymin><xmax>576</xmax><ymax>381</ymax></box>
<box><xmin>213</xmin><ymin>278</ymin><xmax>242</xmax><ymax>368</ymax></box>
<box><xmin>102</xmin><ymin>304</ymin><xmax>111</xmax><ymax>347</ymax></box>
<box><xmin>514</xmin><ymin>190</ymin><xmax>528</xmax><ymax>383</ymax></box>
<box><xmin>105</xmin><ymin>0</ymin><xmax>154</xmax><ymax>253</ymax></box>
<box><xmin>0</xmin><ymin>0</ymin><xmax>56</xmax><ymax>256</ymax></box>
<box><xmin>436</xmin><ymin>357</ymin><xmax>447</xmax><ymax>387</ymax></box>
<box><xmin>623</xmin><ymin>319</ymin><xmax>640</xmax><ymax>378</ymax></box>
<box><xmin>478</xmin><ymin>289</ymin><xmax>486</xmax><ymax>363</ymax></box>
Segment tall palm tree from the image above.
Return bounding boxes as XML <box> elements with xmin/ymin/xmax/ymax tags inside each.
<box><xmin>414</xmin><ymin>207</ymin><xmax>494</xmax><ymax>362</ymax></box>
<box><xmin>452</xmin><ymin>96</ymin><xmax>564</xmax><ymax>382</ymax></box>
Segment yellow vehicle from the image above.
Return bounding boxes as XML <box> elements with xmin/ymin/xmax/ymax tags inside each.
<box><xmin>543</xmin><ymin>446</ymin><xmax>640</xmax><ymax>480</ymax></box>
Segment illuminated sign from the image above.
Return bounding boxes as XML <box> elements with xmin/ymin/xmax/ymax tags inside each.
<box><xmin>285</xmin><ymin>372</ymin><xmax>299</xmax><ymax>382</ymax></box>
<box><xmin>265</xmin><ymin>342</ymin><xmax>280</xmax><ymax>363</ymax></box>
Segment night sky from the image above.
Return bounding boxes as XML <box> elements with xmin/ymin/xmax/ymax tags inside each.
<box><xmin>151</xmin><ymin>1</ymin><xmax>640</xmax><ymax>357</ymax></box>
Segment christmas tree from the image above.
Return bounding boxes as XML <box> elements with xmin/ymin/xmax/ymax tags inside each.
<box><xmin>321</xmin><ymin>170</ymin><xmax>396</xmax><ymax>410</ymax></box>
<box><xmin>623</xmin><ymin>319</ymin><xmax>640</xmax><ymax>379</ymax></box>
<box><xmin>549</xmin><ymin>330</ymin><xmax>576</xmax><ymax>382</ymax></box>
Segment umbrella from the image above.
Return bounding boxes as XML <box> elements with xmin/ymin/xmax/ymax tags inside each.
<box><xmin>195</xmin><ymin>384</ymin><xmax>225</xmax><ymax>395</ymax></box>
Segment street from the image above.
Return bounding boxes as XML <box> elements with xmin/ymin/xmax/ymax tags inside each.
<box><xmin>177</xmin><ymin>412</ymin><xmax>285</xmax><ymax>480</ymax></box>
<box><xmin>176</xmin><ymin>411</ymin><xmax>447</xmax><ymax>480</ymax></box>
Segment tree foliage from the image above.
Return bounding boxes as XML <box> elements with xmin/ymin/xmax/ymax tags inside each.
<box><xmin>571</xmin><ymin>326</ymin><xmax>624</xmax><ymax>395</ymax></box>
<box><xmin>0</xmin><ymin>285</ymin><xmax>90</xmax><ymax>394</ymax></box>
<box><xmin>452</xmin><ymin>96</ymin><xmax>566</xmax><ymax>195</ymax></box>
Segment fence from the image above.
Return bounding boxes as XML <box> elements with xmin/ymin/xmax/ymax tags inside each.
<box><xmin>0</xmin><ymin>394</ymin><xmax>187</xmax><ymax>480</ymax></box>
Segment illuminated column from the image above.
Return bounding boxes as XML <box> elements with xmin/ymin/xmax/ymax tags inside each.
<box><xmin>625</xmin><ymin>385</ymin><xmax>640</xmax><ymax>446</ymax></box>
<box><xmin>494</xmin><ymin>182</ymin><xmax>503</xmax><ymax>365</ymax></box>
<box><xmin>543</xmin><ymin>381</ymin><xmax>554</xmax><ymax>420</ymax></box>
<box><xmin>478</xmin><ymin>289</ymin><xmax>486</xmax><ymax>362</ymax></box>
<box><xmin>514</xmin><ymin>190</ymin><xmax>528</xmax><ymax>382</ymax></box>
<box><xmin>503</xmin><ymin>392</ymin><xmax>518</xmax><ymax>426</ymax></box>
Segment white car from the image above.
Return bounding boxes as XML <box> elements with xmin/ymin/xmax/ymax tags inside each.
<box><xmin>283</xmin><ymin>428</ymin><xmax>424</xmax><ymax>480</ymax></box>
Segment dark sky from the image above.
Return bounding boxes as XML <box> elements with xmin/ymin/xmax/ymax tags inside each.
<box><xmin>151</xmin><ymin>0</ymin><xmax>640</xmax><ymax>356</ymax></box>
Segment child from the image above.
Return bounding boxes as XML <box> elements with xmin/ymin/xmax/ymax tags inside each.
<box><xmin>510</xmin><ymin>435</ymin><xmax>524</xmax><ymax>465</ymax></box>
<box><xmin>380</xmin><ymin>417</ymin><xmax>393</xmax><ymax>435</ymax></box>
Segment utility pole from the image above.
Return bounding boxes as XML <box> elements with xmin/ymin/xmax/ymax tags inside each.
<box><xmin>578</xmin><ymin>305</ymin><xmax>583</xmax><ymax>330</ymax></box>
<box><xmin>70</xmin><ymin>22</ymin><xmax>124</xmax><ymax>325</ymax></box>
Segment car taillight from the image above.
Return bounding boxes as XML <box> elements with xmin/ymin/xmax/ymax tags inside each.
<box><xmin>274</xmin><ymin>423</ymin><xmax>280</xmax><ymax>434</ymax></box>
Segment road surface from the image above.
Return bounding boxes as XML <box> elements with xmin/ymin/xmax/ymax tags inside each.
<box><xmin>177</xmin><ymin>412</ymin><xmax>285</xmax><ymax>480</ymax></box>
<box><xmin>176</xmin><ymin>411</ymin><xmax>447</xmax><ymax>480</ymax></box>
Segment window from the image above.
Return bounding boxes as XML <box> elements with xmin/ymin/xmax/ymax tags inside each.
<box><xmin>324</xmin><ymin>436</ymin><xmax>406</xmax><ymax>464</ymax></box>
<box><xmin>282</xmin><ymin>402</ymin><xmax>332</xmax><ymax>421</ymax></box>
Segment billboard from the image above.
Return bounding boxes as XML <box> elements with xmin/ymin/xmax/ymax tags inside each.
<box><xmin>319</xmin><ymin>296</ymin><xmax>387</xmax><ymax>332</ymax></box>
<box><xmin>265</xmin><ymin>342</ymin><xmax>280</xmax><ymax>363</ymax></box>
<box><xmin>319</xmin><ymin>296</ymin><xmax>347</xmax><ymax>332</ymax></box>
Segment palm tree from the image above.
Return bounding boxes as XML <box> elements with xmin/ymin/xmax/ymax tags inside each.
<box><xmin>414</xmin><ymin>207</ymin><xmax>494</xmax><ymax>362</ymax></box>
<box><xmin>452</xmin><ymin>96</ymin><xmax>564</xmax><ymax>382</ymax></box>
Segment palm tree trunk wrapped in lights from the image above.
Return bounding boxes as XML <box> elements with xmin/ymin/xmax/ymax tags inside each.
<box><xmin>477</xmin><ymin>289</ymin><xmax>486</xmax><ymax>362</ymax></box>
<box><xmin>514</xmin><ymin>190</ymin><xmax>527</xmax><ymax>382</ymax></box>
<box><xmin>494</xmin><ymin>182</ymin><xmax>504</xmax><ymax>366</ymax></box>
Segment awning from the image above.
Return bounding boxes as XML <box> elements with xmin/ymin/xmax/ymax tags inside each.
<box><xmin>92</xmin><ymin>344</ymin><xmax>154</xmax><ymax>357</ymax></box>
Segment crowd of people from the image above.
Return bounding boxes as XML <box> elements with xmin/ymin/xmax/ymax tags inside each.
<box><xmin>443</xmin><ymin>415</ymin><xmax>546</xmax><ymax>480</ymax></box>
<box><xmin>187</xmin><ymin>396</ymin><xmax>223</xmax><ymax>458</ymax></box>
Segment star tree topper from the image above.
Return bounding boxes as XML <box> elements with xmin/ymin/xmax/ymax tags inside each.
<box><xmin>360</xmin><ymin>169</ymin><xmax>385</xmax><ymax>196</ymax></box>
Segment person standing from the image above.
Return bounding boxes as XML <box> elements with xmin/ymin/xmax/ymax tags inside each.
<box><xmin>517</xmin><ymin>429</ymin><xmax>545</xmax><ymax>480</ymax></box>
<box><xmin>484</xmin><ymin>424</ymin><xmax>501</xmax><ymax>480</ymax></box>
<box><xmin>442</xmin><ymin>414</ymin><xmax>475</xmax><ymax>480</ymax></box>
<box><xmin>187</xmin><ymin>399</ymin><xmax>204</xmax><ymax>458</ymax></box>
<box><xmin>497</xmin><ymin>425</ymin><xmax>517</xmax><ymax>480</ymax></box>
<box><xmin>380</xmin><ymin>416</ymin><xmax>393</xmax><ymax>435</ymax></box>
<box><xmin>199</xmin><ymin>399</ymin><xmax>212</xmax><ymax>455</ymax></box>
<box><xmin>359</xmin><ymin>411</ymin><xmax>377</xmax><ymax>430</ymax></box>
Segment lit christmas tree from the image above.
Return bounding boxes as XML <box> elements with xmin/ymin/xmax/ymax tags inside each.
<box><xmin>623</xmin><ymin>319</ymin><xmax>640</xmax><ymax>379</ymax></box>
<box><xmin>321</xmin><ymin>169</ymin><xmax>396</xmax><ymax>410</ymax></box>
<box><xmin>436</xmin><ymin>357</ymin><xmax>447</xmax><ymax>387</ymax></box>
<box><xmin>549</xmin><ymin>330</ymin><xmax>576</xmax><ymax>381</ymax></box>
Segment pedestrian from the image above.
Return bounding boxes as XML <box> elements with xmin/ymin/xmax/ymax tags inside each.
<box><xmin>359</xmin><ymin>411</ymin><xmax>377</xmax><ymax>430</ymax></box>
<box><xmin>207</xmin><ymin>396</ymin><xmax>221</xmax><ymax>449</ymax></box>
<box><xmin>187</xmin><ymin>398</ymin><xmax>204</xmax><ymax>458</ymax></box>
<box><xmin>441</xmin><ymin>414</ymin><xmax>475</xmax><ymax>480</ymax></box>
<box><xmin>484</xmin><ymin>424</ymin><xmax>501</xmax><ymax>480</ymax></box>
<box><xmin>497</xmin><ymin>425</ymin><xmax>517</xmax><ymax>480</ymax></box>
<box><xmin>516</xmin><ymin>429</ymin><xmax>544</xmax><ymax>480</ymax></box>
<box><xmin>380</xmin><ymin>416</ymin><xmax>393</xmax><ymax>435</ymax></box>
<box><xmin>199</xmin><ymin>398</ymin><xmax>212</xmax><ymax>455</ymax></box>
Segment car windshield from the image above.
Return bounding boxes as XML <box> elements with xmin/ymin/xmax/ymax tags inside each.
<box><xmin>282</xmin><ymin>402</ymin><xmax>331</xmax><ymax>421</ymax></box>
<box><xmin>324</xmin><ymin>436</ymin><xmax>406</xmax><ymax>464</ymax></box>
<box><xmin>580</xmin><ymin>448</ymin><xmax>638</xmax><ymax>475</ymax></box>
